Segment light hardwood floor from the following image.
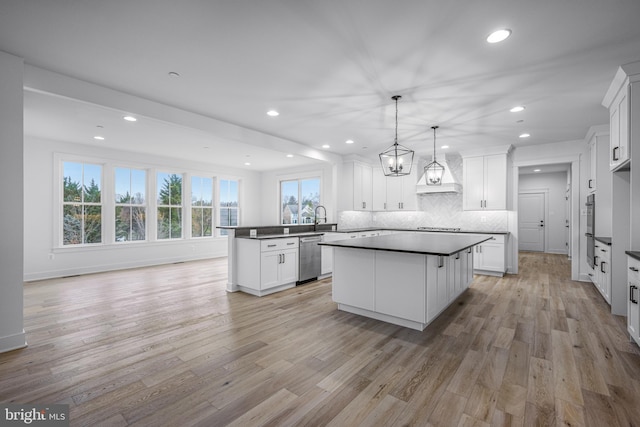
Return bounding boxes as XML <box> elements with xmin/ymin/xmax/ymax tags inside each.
<box><xmin>1</xmin><ymin>252</ymin><xmax>640</xmax><ymax>426</ymax></box>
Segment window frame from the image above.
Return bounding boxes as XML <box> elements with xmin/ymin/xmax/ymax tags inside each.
<box><xmin>114</xmin><ymin>166</ymin><xmax>148</xmax><ymax>243</ymax></box>
<box><xmin>190</xmin><ymin>175</ymin><xmax>215</xmax><ymax>238</ymax></box>
<box><xmin>218</xmin><ymin>178</ymin><xmax>241</xmax><ymax>236</ymax></box>
<box><xmin>278</xmin><ymin>174</ymin><xmax>322</xmax><ymax>226</ymax></box>
<box><xmin>58</xmin><ymin>156</ymin><xmax>105</xmax><ymax>247</ymax></box>
<box><xmin>156</xmin><ymin>171</ymin><xmax>184</xmax><ymax>240</ymax></box>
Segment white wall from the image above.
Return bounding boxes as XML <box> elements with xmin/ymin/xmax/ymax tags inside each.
<box><xmin>24</xmin><ymin>136</ymin><xmax>262</xmax><ymax>281</ymax></box>
<box><xmin>519</xmin><ymin>171</ymin><xmax>569</xmax><ymax>254</ymax></box>
<box><xmin>0</xmin><ymin>51</ymin><xmax>26</xmax><ymax>353</ymax></box>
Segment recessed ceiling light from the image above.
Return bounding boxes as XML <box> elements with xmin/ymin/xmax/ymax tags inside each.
<box><xmin>123</xmin><ymin>115</ymin><xmax>137</xmax><ymax>122</ymax></box>
<box><xmin>322</xmin><ymin>144</ymin><xmax>330</xmax><ymax>149</ymax></box>
<box><xmin>244</xmin><ymin>162</ymin><xmax>251</xmax><ymax>166</ymax></box>
<box><xmin>168</xmin><ymin>71</ymin><xmax>180</xmax><ymax>78</ymax></box>
<box><xmin>345</xmin><ymin>139</ymin><xmax>354</xmax><ymax>144</ymax></box>
<box><xmin>267</xmin><ymin>110</ymin><xmax>279</xmax><ymax>117</ymax></box>
<box><xmin>93</xmin><ymin>136</ymin><xmax>104</xmax><ymax>140</ymax></box>
<box><xmin>533</xmin><ymin>169</ymin><xmax>541</xmax><ymax>172</ymax></box>
<box><xmin>519</xmin><ymin>133</ymin><xmax>530</xmax><ymax>138</ymax></box>
<box><xmin>286</xmin><ymin>154</ymin><xmax>294</xmax><ymax>158</ymax></box>
<box><xmin>441</xmin><ymin>145</ymin><xmax>449</xmax><ymax>149</ymax></box>
<box><xmin>487</xmin><ymin>29</ymin><xmax>512</xmax><ymax>43</ymax></box>
<box><xmin>510</xmin><ymin>106</ymin><xmax>525</xmax><ymax>113</ymax></box>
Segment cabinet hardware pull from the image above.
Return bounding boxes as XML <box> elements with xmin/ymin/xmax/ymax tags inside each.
<box><xmin>601</xmin><ymin>262</ymin><xmax>606</xmax><ymax>274</ymax></box>
<box><xmin>287</xmin><ymin>242</ymin><xmax>295</xmax><ymax>245</ymax></box>
<box><xmin>631</xmin><ymin>285</ymin><xmax>638</xmax><ymax>304</ymax></box>
<box><xmin>268</xmin><ymin>244</ymin><xmax>277</xmax><ymax>247</ymax></box>
<box><xmin>588</xmin><ymin>179</ymin><xmax>593</xmax><ymax>189</ymax></box>
<box><xmin>630</xmin><ymin>267</ymin><xmax>639</xmax><ymax>272</ymax></box>
<box><xmin>612</xmin><ymin>146</ymin><xmax>620</xmax><ymax>161</ymax></box>
<box><xmin>438</xmin><ymin>256</ymin><xmax>444</xmax><ymax>268</ymax></box>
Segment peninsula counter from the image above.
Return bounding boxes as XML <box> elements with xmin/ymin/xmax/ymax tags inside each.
<box><xmin>319</xmin><ymin>233</ymin><xmax>491</xmax><ymax>331</ymax></box>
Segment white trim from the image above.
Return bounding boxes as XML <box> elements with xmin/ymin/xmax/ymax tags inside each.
<box><xmin>0</xmin><ymin>330</ymin><xmax>27</xmax><ymax>354</ymax></box>
<box><xmin>518</xmin><ymin>189</ymin><xmax>549</xmax><ymax>253</ymax></box>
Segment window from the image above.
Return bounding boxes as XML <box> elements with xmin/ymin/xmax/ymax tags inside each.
<box><xmin>62</xmin><ymin>162</ymin><xmax>102</xmax><ymax>245</ymax></box>
<box><xmin>157</xmin><ymin>172</ymin><xmax>183</xmax><ymax>239</ymax></box>
<box><xmin>219</xmin><ymin>179</ymin><xmax>239</xmax><ymax>236</ymax></box>
<box><xmin>191</xmin><ymin>176</ymin><xmax>214</xmax><ymax>237</ymax></box>
<box><xmin>115</xmin><ymin>167</ymin><xmax>146</xmax><ymax>242</ymax></box>
<box><xmin>280</xmin><ymin>178</ymin><xmax>320</xmax><ymax>224</ymax></box>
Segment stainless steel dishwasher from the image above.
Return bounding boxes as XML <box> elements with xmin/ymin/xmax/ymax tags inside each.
<box><xmin>298</xmin><ymin>235</ymin><xmax>322</xmax><ymax>284</ymax></box>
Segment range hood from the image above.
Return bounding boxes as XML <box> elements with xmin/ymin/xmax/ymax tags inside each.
<box><xmin>416</xmin><ymin>159</ymin><xmax>462</xmax><ymax>193</ymax></box>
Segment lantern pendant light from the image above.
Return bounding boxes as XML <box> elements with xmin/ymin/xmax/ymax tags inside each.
<box><xmin>379</xmin><ymin>95</ymin><xmax>414</xmax><ymax>177</ymax></box>
<box><xmin>425</xmin><ymin>126</ymin><xmax>445</xmax><ymax>185</ymax></box>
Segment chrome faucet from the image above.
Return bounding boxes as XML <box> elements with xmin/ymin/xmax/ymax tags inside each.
<box><xmin>314</xmin><ymin>205</ymin><xmax>327</xmax><ymax>225</ymax></box>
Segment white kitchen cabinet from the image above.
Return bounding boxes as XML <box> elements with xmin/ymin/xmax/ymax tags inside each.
<box><xmin>473</xmin><ymin>234</ymin><xmax>506</xmax><ymax>276</ymax></box>
<box><xmin>591</xmin><ymin>242</ymin><xmax>611</xmax><ymax>304</ymax></box>
<box><xmin>462</xmin><ymin>154</ymin><xmax>507</xmax><ymax>210</ymax></box>
<box><xmin>332</xmin><ymin>247</ymin><xmax>375</xmax><ymax>311</ymax></box>
<box><xmin>370</xmin><ymin>167</ymin><xmax>417</xmax><ymax>211</ymax></box>
<box><xmin>426</xmin><ymin>255</ymin><xmax>449</xmax><ymax>323</ymax></box>
<box><xmin>588</xmin><ymin>136</ymin><xmax>598</xmax><ymax>193</ymax></box>
<box><xmin>372</xmin><ymin>167</ymin><xmax>387</xmax><ymax>211</ymax></box>
<box><xmin>375</xmin><ymin>251</ymin><xmax>426</xmax><ymax>323</ymax></box>
<box><xmin>602</xmin><ymin>62</ymin><xmax>640</xmax><ymax>171</ymax></box>
<box><xmin>236</xmin><ymin>237</ymin><xmax>299</xmax><ymax>296</ymax></box>
<box><xmin>385</xmin><ymin>167</ymin><xmax>417</xmax><ymax>211</ymax></box>
<box><xmin>339</xmin><ymin>161</ymin><xmax>373</xmax><ymax>211</ymax></box>
<box><xmin>628</xmin><ymin>256</ymin><xmax>640</xmax><ymax>347</ymax></box>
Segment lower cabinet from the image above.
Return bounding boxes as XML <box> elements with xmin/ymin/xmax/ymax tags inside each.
<box><xmin>236</xmin><ymin>237</ymin><xmax>299</xmax><ymax>296</ymax></box>
<box><xmin>332</xmin><ymin>247</ymin><xmax>474</xmax><ymax>330</ymax></box>
<box><xmin>591</xmin><ymin>242</ymin><xmax>611</xmax><ymax>304</ymax></box>
<box><xmin>628</xmin><ymin>256</ymin><xmax>640</xmax><ymax>346</ymax></box>
<box><xmin>473</xmin><ymin>234</ymin><xmax>506</xmax><ymax>276</ymax></box>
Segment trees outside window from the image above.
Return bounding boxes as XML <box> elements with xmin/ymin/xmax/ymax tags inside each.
<box><xmin>280</xmin><ymin>178</ymin><xmax>320</xmax><ymax>224</ymax></box>
<box><xmin>219</xmin><ymin>179</ymin><xmax>239</xmax><ymax>236</ymax></box>
<box><xmin>157</xmin><ymin>172</ymin><xmax>183</xmax><ymax>239</ymax></box>
<box><xmin>192</xmin><ymin>176</ymin><xmax>213</xmax><ymax>237</ymax></box>
<box><xmin>62</xmin><ymin>162</ymin><xmax>102</xmax><ymax>245</ymax></box>
<box><xmin>115</xmin><ymin>167</ymin><xmax>146</xmax><ymax>242</ymax></box>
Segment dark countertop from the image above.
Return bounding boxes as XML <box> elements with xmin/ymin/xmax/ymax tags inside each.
<box><xmin>319</xmin><ymin>233</ymin><xmax>491</xmax><ymax>256</ymax></box>
<box><xmin>236</xmin><ymin>232</ymin><xmax>324</xmax><ymax>240</ymax></box>
<box><xmin>627</xmin><ymin>251</ymin><xmax>640</xmax><ymax>262</ymax></box>
<box><xmin>595</xmin><ymin>236</ymin><xmax>612</xmax><ymax>245</ymax></box>
<box><xmin>332</xmin><ymin>227</ymin><xmax>509</xmax><ymax>235</ymax></box>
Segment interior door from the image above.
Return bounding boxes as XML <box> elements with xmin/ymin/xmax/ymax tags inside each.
<box><xmin>518</xmin><ymin>192</ymin><xmax>545</xmax><ymax>252</ymax></box>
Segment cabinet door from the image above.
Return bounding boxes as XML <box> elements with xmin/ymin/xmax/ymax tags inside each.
<box><xmin>588</xmin><ymin>140</ymin><xmax>597</xmax><ymax>193</ymax></box>
<box><xmin>321</xmin><ymin>246</ymin><xmax>333</xmax><ymax>275</ymax></box>
<box><xmin>463</xmin><ymin>156</ymin><xmax>485</xmax><ymax>210</ymax></box>
<box><xmin>401</xmin><ymin>170</ymin><xmax>417</xmax><ymax>210</ymax></box>
<box><xmin>374</xmin><ymin>251</ymin><xmax>425</xmax><ymax>323</ymax></box>
<box><xmin>353</xmin><ymin>162</ymin><xmax>373</xmax><ymax>210</ymax></box>
<box><xmin>332</xmin><ymin>247</ymin><xmax>375</xmax><ymax>310</ymax></box>
<box><xmin>260</xmin><ymin>251</ymin><xmax>280</xmax><ymax>290</ymax></box>
<box><xmin>484</xmin><ymin>155</ymin><xmax>507</xmax><ymax>210</ymax></box>
<box><xmin>372</xmin><ymin>168</ymin><xmax>387</xmax><ymax>210</ymax></box>
<box><xmin>427</xmin><ymin>255</ymin><xmax>449</xmax><ymax>322</ymax></box>
<box><xmin>386</xmin><ymin>174</ymin><xmax>403</xmax><ymax>210</ymax></box>
<box><xmin>479</xmin><ymin>242</ymin><xmax>505</xmax><ymax>272</ymax></box>
<box><xmin>279</xmin><ymin>249</ymin><xmax>298</xmax><ymax>285</ymax></box>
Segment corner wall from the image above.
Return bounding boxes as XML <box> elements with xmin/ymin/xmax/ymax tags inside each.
<box><xmin>0</xmin><ymin>51</ymin><xmax>26</xmax><ymax>353</ymax></box>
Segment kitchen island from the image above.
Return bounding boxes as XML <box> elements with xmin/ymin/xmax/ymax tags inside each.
<box><xmin>319</xmin><ymin>233</ymin><xmax>491</xmax><ymax>331</ymax></box>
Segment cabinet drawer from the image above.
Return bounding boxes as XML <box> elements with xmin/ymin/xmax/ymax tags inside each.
<box><xmin>261</xmin><ymin>237</ymin><xmax>299</xmax><ymax>252</ymax></box>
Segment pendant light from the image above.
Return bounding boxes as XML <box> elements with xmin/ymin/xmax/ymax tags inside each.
<box><xmin>425</xmin><ymin>126</ymin><xmax>445</xmax><ymax>185</ymax></box>
<box><xmin>379</xmin><ymin>95</ymin><xmax>414</xmax><ymax>177</ymax></box>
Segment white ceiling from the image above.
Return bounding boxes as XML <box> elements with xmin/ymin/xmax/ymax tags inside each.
<box><xmin>2</xmin><ymin>1</ymin><xmax>640</xmax><ymax>171</ymax></box>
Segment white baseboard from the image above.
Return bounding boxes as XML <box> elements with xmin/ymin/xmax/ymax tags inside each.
<box><xmin>0</xmin><ymin>330</ymin><xmax>27</xmax><ymax>354</ymax></box>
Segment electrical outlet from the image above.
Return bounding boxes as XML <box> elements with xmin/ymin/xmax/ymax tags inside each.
<box><xmin>250</xmin><ymin>229</ymin><xmax>257</xmax><ymax>238</ymax></box>
<box><xmin>481</xmin><ymin>216</ymin><xmax>487</xmax><ymax>223</ymax></box>
<box><xmin>284</xmin><ymin>228</ymin><xmax>289</xmax><ymax>234</ymax></box>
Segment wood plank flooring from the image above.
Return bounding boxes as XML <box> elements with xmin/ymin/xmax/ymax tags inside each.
<box><xmin>2</xmin><ymin>252</ymin><xmax>640</xmax><ymax>426</ymax></box>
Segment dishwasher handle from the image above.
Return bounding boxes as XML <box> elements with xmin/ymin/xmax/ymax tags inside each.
<box><xmin>300</xmin><ymin>236</ymin><xmax>323</xmax><ymax>243</ymax></box>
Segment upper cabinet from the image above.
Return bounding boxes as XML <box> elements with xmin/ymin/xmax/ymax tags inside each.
<box><xmin>602</xmin><ymin>61</ymin><xmax>640</xmax><ymax>171</ymax></box>
<box><xmin>366</xmin><ymin>166</ymin><xmax>418</xmax><ymax>211</ymax></box>
<box><xmin>586</xmin><ymin>126</ymin><xmax>611</xmax><ymax>194</ymax></box>
<box><xmin>462</xmin><ymin>152</ymin><xmax>510</xmax><ymax>211</ymax></box>
<box><xmin>338</xmin><ymin>160</ymin><xmax>372</xmax><ymax>211</ymax></box>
